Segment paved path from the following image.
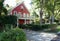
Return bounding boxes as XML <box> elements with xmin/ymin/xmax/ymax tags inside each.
<box><xmin>23</xmin><ymin>29</ymin><xmax>57</xmax><ymax>41</ymax></box>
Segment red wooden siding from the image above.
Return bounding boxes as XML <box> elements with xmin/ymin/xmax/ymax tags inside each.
<box><xmin>11</xmin><ymin>2</ymin><xmax>30</xmax><ymax>24</ymax></box>
<box><xmin>12</xmin><ymin>2</ymin><xmax>30</xmax><ymax>15</ymax></box>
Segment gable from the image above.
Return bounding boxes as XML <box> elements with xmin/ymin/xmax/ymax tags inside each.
<box><xmin>12</xmin><ymin>2</ymin><xmax>30</xmax><ymax>14</ymax></box>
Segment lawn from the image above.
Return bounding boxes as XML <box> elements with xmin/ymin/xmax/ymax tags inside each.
<box><xmin>56</xmin><ymin>25</ymin><xmax>60</xmax><ymax>32</ymax></box>
<box><xmin>44</xmin><ymin>25</ymin><xmax>60</xmax><ymax>33</ymax></box>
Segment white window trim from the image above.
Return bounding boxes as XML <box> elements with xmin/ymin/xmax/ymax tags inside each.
<box><xmin>27</xmin><ymin>14</ymin><xmax>29</xmax><ymax>17</ymax></box>
<box><xmin>19</xmin><ymin>12</ymin><xmax>22</xmax><ymax>17</ymax></box>
<box><xmin>23</xmin><ymin>13</ymin><xmax>26</xmax><ymax>17</ymax></box>
<box><xmin>14</xmin><ymin>11</ymin><xmax>17</xmax><ymax>15</ymax></box>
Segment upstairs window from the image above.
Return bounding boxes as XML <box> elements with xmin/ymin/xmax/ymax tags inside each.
<box><xmin>23</xmin><ymin>13</ymin><xmax>26</xmax><ymax>17</ymax></box>
<box><xmin>21</xmin><ymin>6</ymin><xmax>24</xmax><ymax>9</ymax></box>
<box><xmin>14</xmin><ymin>11</ymin><xmax>17</xmax><ymax>15</ymax></box>
<box><xmin>19</xmin><ymin>12</ymin><xmax>22</xmax><ymax>17</ymax></box>
<box><xmin>27</xmin><ymin>14</ymin><xmax>29</xmax><ymax>17</ymax></box>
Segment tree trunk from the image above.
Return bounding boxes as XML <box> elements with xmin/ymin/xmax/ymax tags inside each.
<box><xmin>51</xmin><ymin>15</ymin><xmax>54</xmax><ymax>24</ymax></box>
<box><xmin>40</xmin><ymin>9</ymin><xmax>43</xmax><ymax>25</ymax></box>
<box><xmin>40</xmin><ymin>0</ymin><xmax>43</xmax><ymax>25</ymax></box>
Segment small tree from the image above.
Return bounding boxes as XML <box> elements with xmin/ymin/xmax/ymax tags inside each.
<box><xmin>0</xmin><ymin>0</ymin><xmax>8</xmax><ymax>16</ymax></box>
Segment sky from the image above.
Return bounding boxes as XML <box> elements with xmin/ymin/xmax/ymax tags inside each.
<box><xmin>4</xmin><ymin>0</ymin><xmax>32</xmax><ymax>9</ymax></box>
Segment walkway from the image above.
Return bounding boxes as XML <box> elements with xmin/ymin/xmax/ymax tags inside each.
<box><xmin>23</xmin><ymin>29</ymin><xmax>57</xmax><ymax>41</ymax></box>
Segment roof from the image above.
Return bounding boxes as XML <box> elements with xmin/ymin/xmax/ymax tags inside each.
<box><xmin>11</xmin><ymin>2</ymin><xmax>30</xmax><ymax>14</ymax></box>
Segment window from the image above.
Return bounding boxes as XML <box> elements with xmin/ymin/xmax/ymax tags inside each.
<box><xmin>14</xmin><ymin>11</ymin><xmax>17</xmax><ymax>15</ymax></box>
<box><xmin>21</xmin><ymin>6</ymin><xmax>24</xmax><ymax>9</ymax></box>
<box><xmin>23</xmin><ymin>13</ymin><xmax>26</xmax><ymax>17</ymax></box>
<box><xmin>19</xmin><ymin>12</ymin><xmax>22</xmax><ymax>17</ymax></box>
<box><xmin>27</xmin><ymin>14</ymin><xmax>29</xmax><ymax>17</ymax></box>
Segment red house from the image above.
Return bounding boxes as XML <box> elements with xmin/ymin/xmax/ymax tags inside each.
<box><xmin>11</xmin><ymin>2</ymin><xmax>32</xmax><ymax>24</ymax></box>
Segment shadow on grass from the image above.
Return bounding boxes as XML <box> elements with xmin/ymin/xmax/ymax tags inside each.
<box><xmin>42</xmin><ymin>25</ymin><xmax>60</xmax><ymax>33</ymax></box>
<box><xmin>43</xmin><ymin>28</ymin><xmax>59</xmax><ymax>33</ymax></box>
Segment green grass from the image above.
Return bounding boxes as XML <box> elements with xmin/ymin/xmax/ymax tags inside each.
<box><xmin>56</xmin><ymin>25</ymin><xmax>60</xmax><ymax>31</ymax></box>
<box><xmin>44</xmin><ymin>25</ymin><xmax>60</xmax><ymax>33</ymax></box>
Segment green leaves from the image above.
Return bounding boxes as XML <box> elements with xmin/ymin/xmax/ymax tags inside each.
<box><xmin>0</xmin><ymin>0</ymin><xmax>7</xmax><ymax>16</ymax></box>
<box><xmin>0</xmin><ymin>15</ymin><xmax>17</xmax><ymax>25</ymax></box>
<box><xmin>0</xmin><ymin>0</ymin><xmax>4</xmax><ymax>3</ymax></box>
<box><xmin>32</xmin><ymin>0</ymin><xmax>60</xmax><ymax>23</ymax></box>
<box><xmin>32</xmin><ymin>0</ymin><xmax>40</xmax><ymax>9</ymax></box>
<box><xmin>32</xmin><ymin>0</ymin><xmax>60</xmax><ymax>13</ymax></box>
<box><xmin>32</xmin><ymin>11</ymin><xmax>39</xmax><ymax>17</ymax></box>
<box><xmin>0</xmin><ymin>28</ymin><xmax>26</xmax><ymax>41</ymax></box>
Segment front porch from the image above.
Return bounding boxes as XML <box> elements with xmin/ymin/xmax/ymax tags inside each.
<box><xmin>18</xmin><ymin>16</ymin><xmax>33</xmax><ymax>24</ymax></box>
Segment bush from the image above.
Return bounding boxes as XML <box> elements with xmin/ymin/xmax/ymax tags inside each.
<box><xmin>19</xmin><ymin>24</ymin><xmax>57</xmax><ymax>31</ymax></box>
<box><xmin>0</xmin><ymin>15</ymin><xmax>17</xmax><ymax>25</ymax></box>
<box><xmin>0</xmin><ymin>28</ymin><xmax>26</xmax><ymax>41</ymax></box>
<box><xmin>0</xmin><ymin>15</ymin><xmax>17</xmax><ymax>32</ymax></box>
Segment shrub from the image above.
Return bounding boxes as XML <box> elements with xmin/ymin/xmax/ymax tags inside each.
<box><xmin>19</xmin><ymin>24</ymin><xmax>57</xmax><ymax>31</ymax></box>
<box><xmin>0</xmin><ymin>15</ymin><xmax>17</xmax><ymax>32</ymax></box>
<box><xmin>0</xmin><ymin>28</ymin><xmax>26</xmax><ymax>41</ymax></box>
<box><xmin>0</xmin><ymin>15</ymin><xmax>17</xmax><ymax>25</ymax></box>
<box><xmin>3</xmin><ymin>15</ymin><xmax>17</xmax><ymax>25</ymax></box>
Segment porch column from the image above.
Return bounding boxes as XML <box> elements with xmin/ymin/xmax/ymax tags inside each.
<box><xmin>30</xmin><ymin>17</ymin><xmax>32</xmax><ymax>24</ymax></box>
<box><xmin>25</xmin><ymin>19</ymin><xmax>26</xmax><ymax>24</ymax></box>
<box><xmin>17</xmin><ymin>18</ymin><xmax>19</xmax><ymax>27</ymax></box>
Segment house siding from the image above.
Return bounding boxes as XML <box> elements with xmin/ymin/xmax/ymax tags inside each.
<box><xmin>11</xmin><ymin>2</ymin><xmax>30</xmax><ymax>24</ymax></box>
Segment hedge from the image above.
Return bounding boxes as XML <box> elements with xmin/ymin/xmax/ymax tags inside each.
<box><xmin>0</xmin><ymin>28</ymin><xmax>27</xmax><ymax>41</ymax></box>
<box><xmin>19</xmin><ymin>24</ymin><xmax>57</xmax><ymax>31</ymax></box>
<box><xmin>0</xmin><ymin>15</ymin><xmax>17</xmax><ymax>25</ymax></box>
<box><xmin>0</xmin><ymin>15</ymin><xmax>17</xmax><ymax>32</ymax></box>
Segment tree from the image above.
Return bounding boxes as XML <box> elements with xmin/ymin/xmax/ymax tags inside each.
<box><xmin>32</xmin><ymin>0</ymin><xmax>60</xmax><ymax>24</ymax></box>
<box><xmin>44</xmin><ymin>0</ymin><xmax>60</xmax><ymax>23</ymax></box>
<box><xmin>32</xmin><ymin>0</ymin><xmax>44</xmax><ymax>24</ymax></box>
<box><xmin>0</xmin><ymin>0</ymin><xmax>7</xmax><ymax>16</ymax></box>
<box><xmin>32</xmin><ymin>11</ymin><xmax>39</xmax><ymax>24</ymax></box>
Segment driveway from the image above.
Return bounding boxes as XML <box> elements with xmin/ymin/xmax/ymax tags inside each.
<box><xmin>23</xmin><ymin>29</ymin><xmax>57</xmax><ymax>41</ymax></box>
